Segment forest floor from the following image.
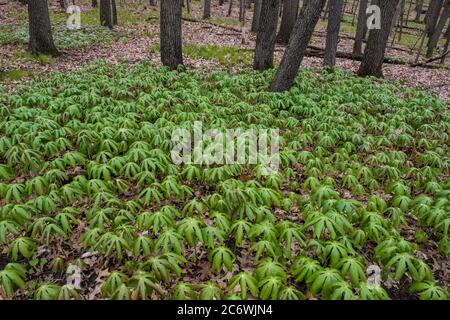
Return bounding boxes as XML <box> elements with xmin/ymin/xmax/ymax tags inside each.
<box><xmin>1</xmin><ymin>1</ymin><xmax>450</xmax><ymax>101</ymax></box>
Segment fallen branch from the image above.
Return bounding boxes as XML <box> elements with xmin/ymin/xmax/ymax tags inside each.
<box><xmin>411</xmin><ymin>50</ymin><xmax>450</xmax><ymax>67</ymax></box>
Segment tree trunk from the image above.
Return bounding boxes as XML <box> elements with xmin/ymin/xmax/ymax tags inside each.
<box><xmin>28</xmin><ymin>0</ymin><xmax>58</xmax><ymax>56</ymax></box>
<box><xmin>276</xmin><ymin>0</ymin><xmax>299</xmax><ymax>44</ymax></box>
<box><xmin>92</xmin><ymin>0</ymin><xmax>97</xmax><ymax>7</ymax></box>
<box><xmin>254</xmin><ymin>0</ymin><xmax>280</xmax><ymax>70</ymax></box>
<box><xmin>100</xmin><ymin>0</ymin><xmax>113</xmax><ymax>29</ymax></box>
<box><xmin>357</xmin><ymin>0</ymin><xmax>401</xmax><ymax>77</ymax></box>
<box><xmin>160</xmin><ymin>0</ymin><xmax>183</xmax><ymax>69</ymax></box>
<box><xmin>251</xmin><ymin>0</ymin><xmax>262</xmax><ymax>32</ymax></box>
<box><xmin>324</xmin><ymin>0</ymin><xmax>344</xmax><ymax>69</ymax></box>
<box><xmin>203</xmin><ymin>0</ymin><xmax>211</xmax><ymax>19</ymax></box>
<box><xmin>270</xmin><ymin>0</ymin><xmax>327</xmax><ymax>92</ymax></box>
<box><xmin>441</xmin><ymin>23</ymin><xmax>450</xmax><ymax>64</ymax></box>
<box><xmin>425</xmin><ymin>0</ymin><xmax>444</xmax><ymax>37</ymax></box>
<box><xmin>426</xmin><ymin>0</ymin><xmax>450</xmax><ymax>58</ymax></box>
<box><xmin>414</xmin><ymin>0</ymin><xmax>423</xmax><ymax>22</ymax></box>
<box><xmin>112</xmin><ymin>0</ymin><xmax>118</xmax><ymax>25</ymax></box>
<box><xmin>353</xmin><ymin>0</ymin><xmax>368</xmax><ymax>55</ymax></box>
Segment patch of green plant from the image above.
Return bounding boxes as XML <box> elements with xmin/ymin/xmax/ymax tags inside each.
<box><xmin>0</xmin><ymin>60</ymin><xmax>448</xmax><ymax>300</ymax></box>
<box><xmin>183</xmin><ymin>44</ymin><xmax>253</xmax><ymax>67</ymax></box>
<box><xmin>0</xmin><ymin>24</ymin><xmax>123</xmax><ymax>50</ymax></box>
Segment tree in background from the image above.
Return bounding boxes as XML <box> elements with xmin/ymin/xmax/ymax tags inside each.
<box><xmin>426</xmin><ymin>0</ymin><xmax>450</xmax><ymax>58</ymax></box>
<box><xmin>358</xmin><ymin>0</ymin><xmax>401</xmax><ymax>77</ymax></box>
<box><xmin>353</xmin><ymin>0</ymin><xmax>368</xmax><ymax>55</ymax></box>
<box><xmin>270</xmin><ymin>0</ymin><xmax>327</xmax><ymax>92</ymax></box>
<box><xmin>161</xmin><ymin>0</ymin><xmax>183</xmax><ymax>69</ymax></box>
<box><xmin>253</xmin><ymin>0</ymin><xmax>280</xmax><ymax>70</ymax></box>
<box><xmin>251</xmin><ymin>0</ymin><xmax>262</xmax><ymax>32</ymax></box>
<box><xmin>203</xmin><ymin>0</ymin><xmax>211</xmax><ymax>19</ymax></box>
<box><xmin>277</xmin><ymin>0</ymin><xmax>300</xmax><ymax>44</ymax></box>
<box><xmin>324</xmin><ymin>0</ymin><xmax>344</xmax><ymax>69</ymax></box>
<box><xmin>100</xmin><ymin>0</ymin><xmax>113</xmax><ymax>29</ymax></box>
<box><xmin>28</xmin><ymin>0</ymin><xmax>58</xmax><ymax>56</ymax></box>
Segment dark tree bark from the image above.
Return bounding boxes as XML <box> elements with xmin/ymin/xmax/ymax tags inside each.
<box><xmin>270</xmin><ymin>0</ymin><xmax>327</xmax><ymax>92</ymax></box>
<box><xmin>161</xmin><ymin>0</ymin><xmax>183</xmax><ymax>69</ymax></box>
<box><xmin>426</xmin><ymin>0</ymin><xmax>450</xmax><ymax>57</ymax></box>
<box><xmin>353</xmin><ymin>0</ymin><xmax>368</xmax><ymax>55</ymax></box>
<box><xmin>228</xmin><ymin>0</ymin><xmax>233</xmax><ymax>16</ymax></box>
<box><xmin>28</xmin><ymin>0</ymin><xmax>58</xmax><ymax>56</ymax></box>
<box><xmin>92</xmin><ymin>0</ymin><xmax>97</xmax><ymax>7</ymax></box>
<box><xmin>425</xmin><ymin>0</ymin><xmax>444</xmax><ymax>37</ymax></box>
<box><xmin>276</xmin><ymin>0</ymin><xmax>300</xmax><ymax>44</ymax></box>
<box><xmin>441</xmin><ymin>22</ymin><xmax>450</xmax><ymax>63</ymax></box>
<box><xmin>100</xmin><ymin>0</ymin><xmax>113</xmax><ymax>29</ymax></box>
<box><xmin>251</xmin><ymin>0</ymin><xmax>262</xmax><ymax>32</ymax></box>
<box><xmin>253</xmin><ymin>0</ymin><xmax>280</xmax><ymax>70</ymax></box>
<box><xmin>203</xmin><ymin>0</ymin><xmax>211</xmax><ymax>19</ymax></box>
<box><xmin>112</xmin><ymin>0</ymin><xmax>118</xmax><ymax>25</ymax></box>
<box><xmin>357</xmin><ymin>0</ymin><xmax>401</xmax><ymax>77</ymax></box>
<box><xmin>414</xmin><ymin>0</ymin><xmax>423</xmax><ymax>22</ymax></box>
<box><xmin>324</xmin><ymin>0</ymin><xmax>344</xmax><ymax>69</ymax></box>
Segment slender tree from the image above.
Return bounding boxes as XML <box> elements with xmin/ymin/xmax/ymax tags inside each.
<box><xmin>277</xmin><ymin>0</ymin><xmax>300</xmax><ymax>44</ymax></box>
<box><xmin>270</xmin><ymin>0</ymin><xmax>327</xmax><ymax>92</ymax></box>
<box><xmin>414</xmin><ymin>0</ymin><xmax>423</xmax><ymax>22</ymax></box>
<box><xmin>425</xmin><ymin>0</ymin><xmax>444</xmax><ymax>37</ymax></box>
<box><xmin>251</xmin><ymin>0</ymin><xmax>262</xmax><ymax>32</ymax></box>
<box><xmin>324</xmin><ymin>0</ymin><xmax>344</xmax><ymax>69</ymax></box>
<box><xmin>28</xmin><ymin>0</ymin><xmax>58</xmax><ymax>56</ymax></box>
<box><xmin>353</xmin><ymin>0</ymin><xmax>368</xmax><ymax>55</ymax></box>
<box><xmin>426</xmin><ymin>0</ymin><xmax>450</xmax><ymax>57</ymax></box>
<box><xmin>161</xmin><ymin>0</ymin><xmax>183</xmax><ymax>69</ymax></box>
<box><xmin>203</xmin><ymin>0</ymin><xmax>211</xmax><ymax>19</ymax></box>
<box><xmin>100</xmin><ymin>0</ymin><xmax>113</xmax><ymax>29</ymax></box>
<box><xmin>112</xmin><ymin>0</ymin><xmax>118</xmax><ymax>25</ymax></box>
<box><xmin>253</xmin><ymin>0</ymin><xmax>280</xmax><ymax>70</ymax></box>
<box><xmin>357</xmin><ymin>0</ymin><xmax>401</xmax><ymax>77</ymax></box>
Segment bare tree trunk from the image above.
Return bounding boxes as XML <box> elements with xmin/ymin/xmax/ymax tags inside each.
<box><xmin>100</xmin><ymin>0</ymin><xmax>113</xmax><ymax>29</ymax></box>
<box><xmin>270</xmin><ymin>0</ymin><xmax>327</xmax><ymax>92</ymax></box>
<box><xmin>324</xmin><ymin>0</ymin><xmax>344</xmax><ymax>69</ymax></box>
<box><xmin>277</xmin><ymin>0</ymin><xmax>300</xmax><ymax>44</ymax></box>
<box><xmin>203</xmin><ymin>0</ymin><xmax>211</xmax><ymax>19</ymax></box>
<box><xmin>160</xmin><ymin>0</ymin><xmax>183</xmax><ymax>69</ymax></box>
<box><xmin>425</xmin><ymin>0</ymin><xmax>444</xmax><ymax>37</ymax></box>
<box><xmin>28</xmin><ymin>0</ymin><xmax>58</xmax><ymax>56</ymax></box>
<box><xmin>251</xmin><ymin>0</ymin><xmax>262</xmax><ymax>32</ymax></box>
<box><xmin>426</xmin><ymin>0</ymin><xmax>450</xmax><ymax>58</ymax></box>
<box><xmin>441</xmin><ymin>23</ymin><xmax>450</xmax><ymax>63</ymax></box>
<box><xmin>112</xmin><ymin>0</ymin><xmax>118</xmax><ymax>25</ymax></box>
<box><xmin>228</xmin><ymin>0</ymin><xmax>234</xmax><ymax>16</ymax></box>
<box><xmin>254</xmin><ymin>0</ymin><xmax>280</xmax><ymax>70</ymax></box>
<box><xmin>357</xmin><ymin>0</ymin><xmax>401</xmax><ymax>77</ymax></box>
<box><xmin>414</xmin><ymin>0</ymin><xmax>423</xmax><ymax>22</ymax></box>
<box><xmin>353</xmin><ymin>0</ymin><xmax>368</xmax><ymax>55</ymax></box>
